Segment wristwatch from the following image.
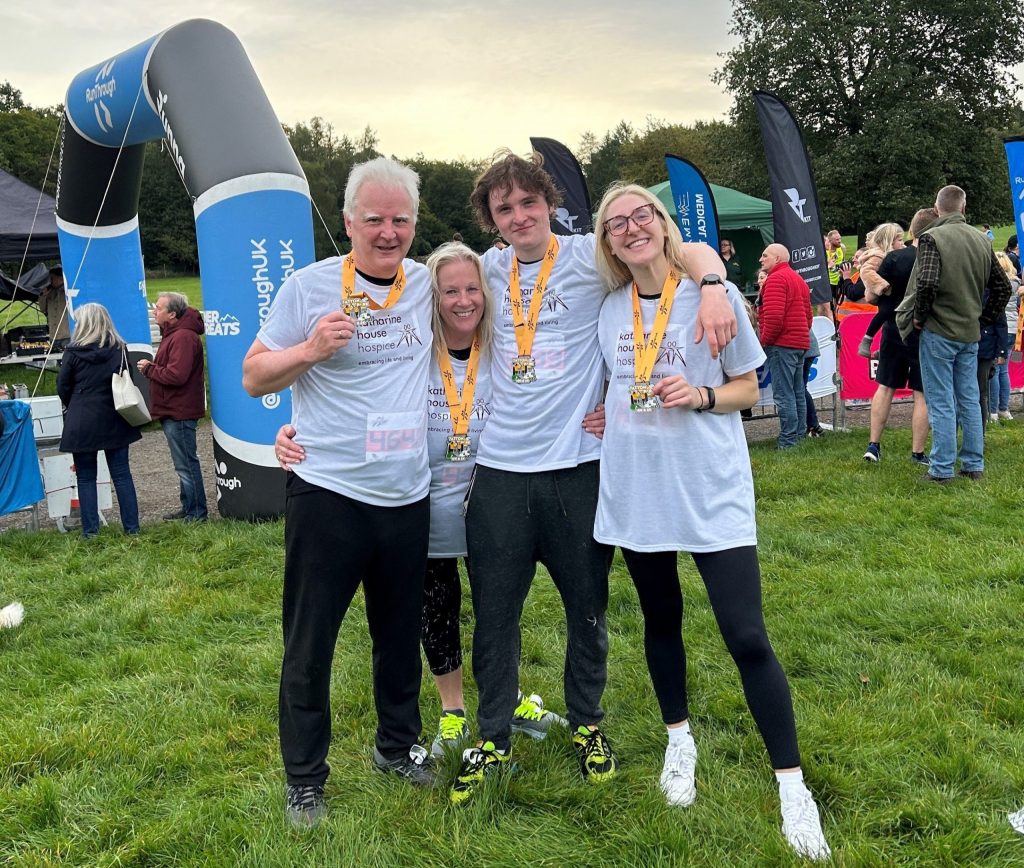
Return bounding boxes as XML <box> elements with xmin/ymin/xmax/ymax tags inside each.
<box><xmin>699</xmin><ymin>274</ymin><xmax>725</xmax><ymax>288</ymax></box>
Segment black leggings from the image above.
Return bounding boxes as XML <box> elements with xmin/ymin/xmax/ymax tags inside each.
<box><xmin>421</xmin><ymin>557</ymin><xmax>463</xmax><ymax>676</ymax></box>
<box><xmin>622</xmin><ymin>545</ymin><xmax>800</xmax><ymax>769</ymax></box>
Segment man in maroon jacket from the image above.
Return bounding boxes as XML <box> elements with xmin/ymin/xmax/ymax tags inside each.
<box><xmin>137</xmin><ymin>292</ymin><xmax>208</xmax><ymax>520</ymax></box>
<box><xmin>758</xmin><ymin>244</ymin><xmax>813</xmax><ymax>449</ymax></box>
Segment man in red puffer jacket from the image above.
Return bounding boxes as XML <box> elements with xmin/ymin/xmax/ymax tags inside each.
<box><xmin>137</xmin><ymin>291</ymin><xmax>208</xmax><ymax>520</ymax></box>
<box><xmin>758</xmin><ymin>244</ymin><xmax>812</xmax><ymax>449</ymax></box>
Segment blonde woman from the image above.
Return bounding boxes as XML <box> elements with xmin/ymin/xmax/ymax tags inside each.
<box><xmin>56</xmin><ymin>303</ymin><xmax>141</xmax><ymax>538</ymax></box>
<box><xmin>857</xmin><ymin>222</ymin><xmax>905</xmax><ymax>358</ymax></box>
<box><xmin>592</xmin><ymin>183</ymin><xmax>830</xmax><ymax>860</ymax></box>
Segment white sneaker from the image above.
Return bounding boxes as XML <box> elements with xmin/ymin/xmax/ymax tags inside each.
<box><xmin>989</xmin><ymin>412</ymin><xmax>999</xmax><ymax>423</ymax></box>
<box><xmin>999</xmin><ymin>410</ymin><xmax>1013</xmax><ymax>421</ymax></box>
<box><xmin>0</xmin><ymin>602</ymin><xmax>24</xmax><ymax>629</ymax></box>
<box><xmin>660</xmin><ymin>735</ymin><xmax>697</xmax><ymax>806</ymax></box>
<box><xmin>780</xmin><ymin>786</ymin><xmax>831</xmax><ymax>861</ymax></box>
<box><xmin>1010</xmin><ymin>808</ymin><xmax>1024</xmax><ymax>834</ymax></box>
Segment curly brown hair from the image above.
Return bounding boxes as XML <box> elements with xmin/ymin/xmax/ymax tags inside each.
<box><xmin>470</xmin><ymin>149</ymin><xmax>561</xmax><ymax>233</ymax></box>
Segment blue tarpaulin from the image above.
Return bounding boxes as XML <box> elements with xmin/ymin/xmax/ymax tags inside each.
<box><xmin>0</xmin><ymin>401</ymin><xmax>44</xmax><ymax>515</ymax></box>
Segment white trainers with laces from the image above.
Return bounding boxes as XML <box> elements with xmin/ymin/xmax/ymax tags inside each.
<box><xmin>660</xmin><ymin>735</ymin><xmax>697</xmax><ymax>806</ymax></box>
<box><xmin>780</xmin><ymin>786</ymin><xmax>831</xmax><ymax>861</ymax></box>
<box><xmin>999</xmin><ymin>410</ymin><xmax>1014</xmax><ymax>421</ymax></box>
<box><xmin>1010</xmin><ymin>808</ymin><xmax>1024</xmax><ymax>834</ymax></box>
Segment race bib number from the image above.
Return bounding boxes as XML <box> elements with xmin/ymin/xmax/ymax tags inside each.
<box><xmin>365</xmin><ymin>411</ymin><xmax>425</xmax><ymax>462</ymax></box>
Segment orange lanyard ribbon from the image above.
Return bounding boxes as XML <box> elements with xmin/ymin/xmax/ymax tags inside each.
<box><xmin>438</xmin><ymin>340</ymin><xmax>481</xmax><ymax>438</ymax></box>
<box><xmin>341</xmin><ymin>255</ymin><xmax>407</xmax><ymax>315</ymax></box>
<box><xmin>631</xmin><ymin>271</ymin><xmax>680</xmax><ymax>383</ymax></box>
<box><xmin>509</xmin><ymin>235</ymin><xmax>559</xmax><ymax>358</ymax></box>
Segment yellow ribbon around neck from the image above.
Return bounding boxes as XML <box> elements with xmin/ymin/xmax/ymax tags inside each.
<box><xmin>509</xmin><ymin>235</ymin><xmax>560</xmax><ymax>358</ymax></box>
<box><xmin>438</xmin><ymin>339</ymin><xmax>481</xmax><ymax>437</ymax></box>
<box><xmin>631</xmin><ymin>271</ymin><xmax>680</xmax><ymax>383</ymax></box>
<box><xmin>341</xmin><ymin>254</ymin><xmax>407</xmax><ymax>312</ymax></box>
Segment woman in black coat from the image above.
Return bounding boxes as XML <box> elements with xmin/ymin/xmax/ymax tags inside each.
<box><xmin>57</xmin><ymin>303</ymin><xmax>141</xmax><ymax>538</ymax></box>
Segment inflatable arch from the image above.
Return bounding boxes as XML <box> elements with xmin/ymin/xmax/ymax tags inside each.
<box><xmin>57</xmin><ymin>19</ymin><xmax>314</xmax><ymax>519</ymax></box>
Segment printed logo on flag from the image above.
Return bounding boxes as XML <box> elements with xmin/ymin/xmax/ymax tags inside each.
<box><xmin>784</xmin><ymin>188</ymin><xmax>811</xmax><ymax>223</ymax></box>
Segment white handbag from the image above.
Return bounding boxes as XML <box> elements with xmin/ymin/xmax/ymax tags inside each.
<box><xmin>112</xmin><ymin>346</ymin><xmax>151</xmax><ymax>426</ymax></box>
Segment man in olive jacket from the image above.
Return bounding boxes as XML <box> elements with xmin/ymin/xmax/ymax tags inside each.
<box><xmin>137</xmin><ymin>292</ymin><xmax>208</xmax><ymax>519</ymax></box>
<box><xmin>896</xmin><ymin>185</ymin><xmax>1012</xmax><ymax>482</ymax></box>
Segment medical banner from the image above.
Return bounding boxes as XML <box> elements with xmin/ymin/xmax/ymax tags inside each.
<box><xmin>664</xmin><ymin>154</ymin><xmax>719</xmax><ymax>249</ymax></box>
<box><xmin>1004</xmin><ymin>137</ymin><xmax>1024</xmax><ymax>244</ymax></box>
<box><xmin>753</xmin><ymin>90</ymin><xmax>830</xmax><ymax>305</ymax></box>
<box><xmin>530</xmin><ymin>137</ymin><xmax>592</xmax><ymax>236</ymax></box>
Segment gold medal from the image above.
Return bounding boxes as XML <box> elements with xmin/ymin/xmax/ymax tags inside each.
<box><xmin>508</xmin><ymin>235</ymin><xmax>559</xmax><ymax>382</ymax></box>
<box><xmin>438</xmin><ymin>338</ymin><xmax>482</xmax><ymax>461</ymax></box>
<box><xmin>629</xmin><ymin>271</ymin><xmax>680</xmax><ymax>411</ymax></box>
<box><xmin>512</xmin><ymin>354</ymin><xmax>537</xmax><ymax>384</ymax></box>
<box><xmin>341</xmin><ymin>254</ymin><xmax>407</xmax><ymax>327</ymax></box>
<box><xmin>630</xmin><ymin>381</ymin><xmax>659</xmax><ymax>412</ymax></box>
<box><xmin>445</xmin><ymin>433</ymin><xmax>472</xmax><ymax>462</ymax></box>
<box><xmin>342</xmin><ymin>293</ymin><xmax>372</xmax><ymax>326</ymax></box>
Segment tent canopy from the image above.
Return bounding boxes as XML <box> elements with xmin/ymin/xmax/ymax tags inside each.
<box><xmin>0</xmin><ymin>169</ymin><xmax>59</xmax><ymax>262</ymax></box>
<box><xmin>649</xmin><ymin>180</ymin><xmax>774</xmax><ymax>293</ymax></box>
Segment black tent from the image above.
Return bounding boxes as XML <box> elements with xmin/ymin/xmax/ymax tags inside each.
<box><xmin>0</xmin><ymin>169</ymin><xmax>59</xmax><ymax>262</ymax></box>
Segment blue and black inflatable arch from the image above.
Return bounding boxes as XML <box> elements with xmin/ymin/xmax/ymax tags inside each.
<box><xmin>57</xmin><ymin>19</ymin><xmax>314</xmax><ymax>519</ymax></box>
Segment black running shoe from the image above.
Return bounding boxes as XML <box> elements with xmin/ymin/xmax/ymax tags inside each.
<box><xmin>372</xmin><ymin>743</ymin><xmax>436</xmax><ymax>787</ymax></box>
<box><xmin>572</xmin><ymin>725</ymin><xmax>618</xmax><ymax>782</ymax></box>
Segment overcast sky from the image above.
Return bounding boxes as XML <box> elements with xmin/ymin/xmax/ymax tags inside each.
<box><xmin>4</xmin><ymin>0</ymin><xmax>738</xmax><ymax>161</ymax></box>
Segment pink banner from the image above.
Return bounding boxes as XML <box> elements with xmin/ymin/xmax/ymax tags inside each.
<box><xmin>839</xmin><ymin>313</ymin><xmax>1024</xmax><ymax>400</ymax></box>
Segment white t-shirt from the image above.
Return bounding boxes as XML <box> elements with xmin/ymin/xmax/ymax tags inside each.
<box><xmin>594</xmin><ymin>279</ymin><xmax>767</xmax><ymax>552</ymax></box>
<box><xmin>477</xmin><ymin>233</ymin><xmax>605</xmax><ymax>472</ymax></box>
<box><xmin>257</xmin><ymin>257</ymin><xmax>432</xmax><ymax>507</ymax></box>
<box><xmin>426</xmin><ymin>350</ymin><xmax>493</xmax><ymax>557</ymax></box>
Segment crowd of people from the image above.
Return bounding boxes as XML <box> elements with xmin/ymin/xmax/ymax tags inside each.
<box><xmin>10</xmin><ymin>152</ymin><xmax>1022</xmax><ymax>858</ymax></box>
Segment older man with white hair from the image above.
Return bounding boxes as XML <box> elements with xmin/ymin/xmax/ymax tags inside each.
<box><xmin>758</xmin><ymin>243</ymin><xmax>813</xmax><ymax>449</ymax></box>
<box><xmin>243</xmin><ymin>157</ymin><xmax>435</xmax><ymax>826</ymax></box>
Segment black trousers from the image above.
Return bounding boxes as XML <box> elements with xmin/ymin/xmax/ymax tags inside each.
<box><xmin>421</xmin><ymin>557</ymin><xmax>463</xmax><ymax>677</ymax></box>
<box><xmin>279</xmin><ymin>475</ymin><xmax>429</xmax><ymax>785</ymax></box>
<box><xmin>466</xmin><ymin>461</ymin><xmax>613</xmax><ymax>750</ymax></box>
<box><xmin>622</xmin><ymin>545</ymin><xmax>801</xmax><ymax>769</ymax></box>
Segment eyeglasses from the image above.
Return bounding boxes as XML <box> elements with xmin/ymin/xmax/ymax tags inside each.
<box><xmin>603</xmin><ymin>204</ymin><xmax>658</xmax><ymax>236</ymax></box>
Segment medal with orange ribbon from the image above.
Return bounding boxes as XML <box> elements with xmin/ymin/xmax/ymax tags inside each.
<box><xmin>341</xmin><ymin>255</ymin><xmax>407</xmax><ymax>326</ymax></box>
<box><xmin>508</xmin><ymin>235</ymin><xmax>559</xmax><ymax>383</ymax></box>
<box><xmin>630</xmin><ymin>271</ymin><xmax>680</xmax><ymax>412</ymax></box>
<box><xmin>438</xmin><ymin>339</ymin><xmax>482</xmax><ymax>461</ymax></box>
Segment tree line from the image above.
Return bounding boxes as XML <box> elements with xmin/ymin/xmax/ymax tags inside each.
<box><xmin>2</xmin><ymin>0</ymin><xmax>1022</xmax><ymax>272</ymax></box>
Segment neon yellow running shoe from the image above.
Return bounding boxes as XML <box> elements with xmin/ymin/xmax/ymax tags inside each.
<box><xmin>430</xmin><ymin>711</ymin><xmax>470</xmax><ymax>757</ymax></box>
<box><xmin>572</xmin><ymin>725</ymin><xmax>618</xmax><ymax>782</ymax></box>
<box><xmin>449</xmin><ymin>741</ymin><xmax>510</xmax><ymax>805</ymax></box>
<box><xmin>511</xmin><ymin>690</ymin><xmax>568</xmax><ymax>740</ymax></box>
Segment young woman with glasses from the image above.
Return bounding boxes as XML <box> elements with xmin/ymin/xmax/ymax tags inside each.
<box><xmin>592</xmin><ymin>184</ymin><xmax>831</xmax><ymax>861</ymax></box>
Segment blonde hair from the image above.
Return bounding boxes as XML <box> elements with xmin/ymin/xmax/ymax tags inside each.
<box><xmin>425</xmin><ymin>242</ymin><xmax>494</xmax><ymax>361</ymax></box>
<box><xmin>70</xmin><ymin>302</ymin><xmax>124</xmax><ymax>349</ymax></box>
<box><xmin>995</xmin><ymin>250</ymin><xmax>1017</xmax><ymax>280</ymax></box>
<box><xmin>869</xmin><ymin>222</ymin><xmax>904</xmax><ymax>254</ymax></box>
<box><xmin>594</xmin><ymin>183</ymin><xmax>689</xmax><ymax>291</ymax></box>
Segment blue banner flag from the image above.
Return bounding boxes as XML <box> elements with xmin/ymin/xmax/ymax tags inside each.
<box><xmin>664</xmin><ymin>154</ymin><xmax>719</xmax><ymax>249</ymax></box>
<box><xmin>1004</xmin><ymin>137</ymin><xmax>1024</xmax><ymax>240</ymax></box>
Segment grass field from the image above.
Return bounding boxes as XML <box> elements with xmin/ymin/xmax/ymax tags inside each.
<box><xmin>2</xmin><ymin>422</ymin><xmax>1023</xmax><ymax>865</ymax></box>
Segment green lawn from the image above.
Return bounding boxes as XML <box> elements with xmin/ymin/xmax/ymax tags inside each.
<box><xmin>2</xmin><ymin>423</ymin><xmax>1023</xmax><ymax>865</ymax></box>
